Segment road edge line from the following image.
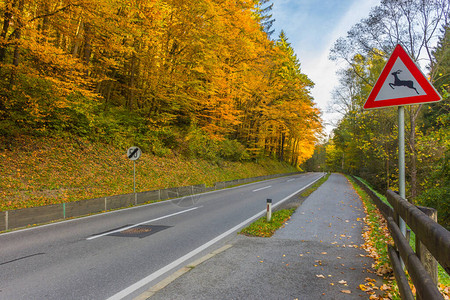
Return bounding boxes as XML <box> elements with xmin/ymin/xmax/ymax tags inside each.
<box><xmin>134</xmin><ymin>244</ymin><xmax>233</xmax><ymax>300</ymax></box>
<box><xmin>107</xmin><ymin>173</ymin><xmax>326</xmax><ymax>300</ymax></box>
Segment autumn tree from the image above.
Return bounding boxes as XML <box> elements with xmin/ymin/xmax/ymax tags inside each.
<box><xmin>245</xmin><ymin>31</ymin><xmax>320</xmax><ymax>165</ymax></box>
<box><xmin>0</xmin><ymin>0</ymin><xmax>102</xmax><ymax>138</ymax></box>
<box><xmin>326</xmin><ymin>50</ymin><xmax>401</xmax><ymax>189</ymax></box>
<box><xmin>330</xmin><ymin>0</ymin><xmax>449</xmax><ymax>198</ymax></box>
<box><xmin>415</xmin><ymin>25</ymin><xmax>449</xmax><ymax>229</ymax></box>
<box><xmin>0</xmin><ymin>0</ymin><xmax>321</xmax><ymax>167</ymax></box>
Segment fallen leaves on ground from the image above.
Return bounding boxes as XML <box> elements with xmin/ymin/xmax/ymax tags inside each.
<box><xmin>439</xmin><ymin>284</ymin><xmax>450</xmax><ymax>300</ymax></box>
<box><xmin>347</xmin><ymin>177</ymin><xmax>401</xmax><ymax>299</ymax></box>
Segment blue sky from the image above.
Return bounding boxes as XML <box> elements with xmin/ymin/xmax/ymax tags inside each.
<box><xmin>270</xmin><ymin>0</ymin><xmax>380</xmax><ymax>135</ymax></box>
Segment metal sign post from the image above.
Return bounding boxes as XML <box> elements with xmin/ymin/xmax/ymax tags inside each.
<box><xmin>363</xmin><ymin>44</ymin><xmax>442</xmax><ymax>270</ymax></box>
<box><xmin>127</xmin><ymin>146</ymin><xmax>142</xmax><ymax>194</ymax></box>
<box><xmin>398</xmin><ymin>107</ymin><xmax>407</xmax><ymax>248</ymax></box>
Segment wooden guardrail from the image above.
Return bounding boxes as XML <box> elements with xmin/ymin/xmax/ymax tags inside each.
<box><xmin>351</xmin><ymin>176</ymin><xmax>449</xmax><ymax>300</ymax></box>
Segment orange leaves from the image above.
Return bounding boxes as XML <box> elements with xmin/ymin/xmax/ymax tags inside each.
<box><xmin>438</xmin><ymin>284</ymin><xmax>450</xmax><ymax>299</ymax></box>
<box><xmin>359</xmin><ymin>283</ymin><xmax>370</xmax><ymax>291</ymax></box>
<box><xmin>347</xmin><ymin>178</ymin><xmax>398</xmax><ymax>299</ymax></box>
<box><xmin>375</xmin><ymin>263</ymin><xmax>393</xmax><ymax>277</ymax></box>
<box><xmin>1</xmin><ymin>0</ymin><xmax>320</xmax><ymax>168</ymax></box>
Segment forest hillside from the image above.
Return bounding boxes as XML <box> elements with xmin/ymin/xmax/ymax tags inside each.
<box><xmin>0</xmin><ymin>135</ymin><xmax>298</xmax><ymax>211</ymax></box>
<box><xmin>0</xmin><ymin>0</ymin><xmax>320</xmax><ymax>210</ymax></box>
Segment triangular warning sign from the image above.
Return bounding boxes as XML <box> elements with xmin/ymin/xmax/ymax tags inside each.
<box><xmin>364</xmin><ymin>44</ymin><xmax>441</xmax><ymax>110</ymax></box>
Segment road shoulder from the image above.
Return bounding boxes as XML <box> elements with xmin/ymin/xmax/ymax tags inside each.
<box><xmin>143</xmin><ymin>174</ymin><xmax>383</xmax><ymax>299</ymax></box>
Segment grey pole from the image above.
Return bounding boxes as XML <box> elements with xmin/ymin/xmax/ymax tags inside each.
<box><xmin>133</xmin><ymin>160</ymin><xmax>136</xmax><ymax>194</ymax></box>
<box><xmin>398</xmin><ymin>106</ymin><xmax>407</xmax><ymax>267</ymax></box>
<box><xmin>127</xmin><ymin>146</ymin><xmax>141</xmax><ymax>195</ymax></box>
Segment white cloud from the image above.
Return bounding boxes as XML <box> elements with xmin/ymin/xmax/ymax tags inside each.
<box><xmin>305</xmin><ymin>0</ymin><xmax>380</xmax><ymax>134</ymax></box>
<box><xmin>272</xmin><ymin>0</ymin><xmax>380</xmax><ymax>135</ymax></box>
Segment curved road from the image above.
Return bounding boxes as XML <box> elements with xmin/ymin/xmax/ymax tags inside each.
<box><xmin>0</xmin><ymin>172</ymin><xmax>325</xmax><ymax>300</ymax></box>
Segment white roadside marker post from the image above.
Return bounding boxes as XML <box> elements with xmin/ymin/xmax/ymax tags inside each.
<box><xmin>266</xmin><ymin>199</ymin><xmax>272</xmax><ymax>222</ymax></box>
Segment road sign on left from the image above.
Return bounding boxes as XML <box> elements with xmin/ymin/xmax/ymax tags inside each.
<box><xmin>127</xmin><ymin>146</ymin><xmax>142</xmax><ymax>161</ymax></box>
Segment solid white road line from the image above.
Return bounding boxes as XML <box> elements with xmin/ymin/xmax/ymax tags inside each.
<box><xmin>106</xmin><ymin>174</ymin><xmax>325</xmax><ymax>300</ymax></box>
<box><xmin>252</xmin><ymin>185</ymin><xmax>272</xmax><ymax>192</ymax></box>
<box><xmin>1</xmin><ymin>174</ymin><xmax>306</xmax><ymax>237</ymax></box>
<box><xmin>86</xmin><ymin>206</ymin><xmax>201</xmax><ymax>240</ymax></box>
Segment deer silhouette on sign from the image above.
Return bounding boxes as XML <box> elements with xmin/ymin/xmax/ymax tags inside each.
<box><xmin>389</xmin><ymin>70</ymin><xmax>419</xmax><ymax>94</ymax></box>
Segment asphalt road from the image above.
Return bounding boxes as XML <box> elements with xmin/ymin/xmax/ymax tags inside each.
<box><xmin>149</xmin><ymin>173</ymin><xmax>381</xmax><ymax>300</ymax></box>
<box><xmin>0</xmin><ymin>172</ymin><xmax>325</xmax><ymax>300</ymax></box>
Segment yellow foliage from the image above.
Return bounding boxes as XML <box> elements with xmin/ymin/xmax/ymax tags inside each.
<box><xmin>0</xmin><ymin>0</ymin><xmax>321</xmax><ymax>166</ymax></box>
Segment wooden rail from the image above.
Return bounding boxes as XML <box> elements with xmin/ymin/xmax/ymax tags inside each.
<box><xmin>386</xmin><ymin>190</ymin><xmax>450</xmax><ymax>275</ymax></box>
<box><xmin>351</xmin><ymin>176</ymin><xmax>449</xmax><ymax>300</ymax></box>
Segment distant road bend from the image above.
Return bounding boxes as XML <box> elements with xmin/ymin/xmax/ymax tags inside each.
<box><xmin>0</xmin><ymin>172</ymin><xmax>325</xmax><ymax>300</ymax></box>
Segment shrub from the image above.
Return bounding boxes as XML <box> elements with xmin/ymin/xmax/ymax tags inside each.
<box><xmin>416</xmin><ymin>151</ymin><xmax>449</xmax><ymax>230</ymax></box>
<box><xmin>219</xmin><ymin>139</ymin><xmax>249</xmax><ymax>161</ymax></box>
<box><xmin>185</xmin><ymin>126</ymin><xmax>219</xmax><ymax>161</ymax></box>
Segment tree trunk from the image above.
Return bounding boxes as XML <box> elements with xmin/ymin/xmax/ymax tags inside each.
<box><xmin>41</xmin><ymin>1</ymin><xmax>50</xmax><ymax>41</ymax></box>
<box><xmin>291</xmin><ymin>139</ymin><xmax>298</xmax><ymax>166</ymax></box>
<box><xmin>0</xmin><ymin>0</ymin><xmax>14</xmax><ymax>64</ymax></box>
<box><xmin>83</xmin><ymin>22</ymin><xmax>92</xmax><ymax>65</ymax></box>
<box><xmin>386</xmin><ymin>154</ymin><xmax>390</xmax><ymax>191</ymax></box>
<box><xmin>280</xmin><ymin>131</ymin><xmax>285</xmax><ymax>161</ymax></box>
<box><xmin>72</xmin><ymin>17</ymin><xmax>83</xmax><ymax>58</ymax></box>
<box><xmin>9</xmin><ymin>0</ymin><xmax>23</xmax><ymax>87</ymax></box>
<box><xmin>128</xmin><ymin>53</ymin><xmax>137</xmax><ymax>110</ymax></box>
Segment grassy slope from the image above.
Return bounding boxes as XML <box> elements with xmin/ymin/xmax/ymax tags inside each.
<box><xmin>347</xmin><ymin>176</ymin><xmax>449</xmax><ymax>299</ymax></box>
<box><xmin>0</xmin><ymin>135</ymin><xmax>297</xmax><ymax>211</ymax></box>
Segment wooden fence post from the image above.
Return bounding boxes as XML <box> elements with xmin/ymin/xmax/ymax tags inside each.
<box><xmin>416</xmin><ymin>206</ymin><xmax>439</xmax><ymax>287</ymax></box>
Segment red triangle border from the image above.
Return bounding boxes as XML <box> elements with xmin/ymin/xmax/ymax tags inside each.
<box><xmin>363</xmin><ymin>44</ymin><xmax>441</xmax><ymax>110</ymax></box>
